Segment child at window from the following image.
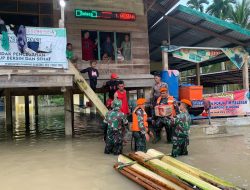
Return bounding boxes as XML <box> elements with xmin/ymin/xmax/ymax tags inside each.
<box><xmin>102</xmin><ymin>53</ymin><xmax>111</xmax><ymax>64</ymax></box>
<box><xmin>80</xmin><ymin>60</ymin><xmax>99</xmax><ymax>91</ymax></box>
<box><xmin>66</xmin><ymin>43</ymin><xmax>78</xmax><ymax>63</ymax></box>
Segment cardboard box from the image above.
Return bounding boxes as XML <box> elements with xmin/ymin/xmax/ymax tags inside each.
<box><xmin>155</xmin><ymin>105</ymin><xmax>172</xmax><ymax>117</ymax></box>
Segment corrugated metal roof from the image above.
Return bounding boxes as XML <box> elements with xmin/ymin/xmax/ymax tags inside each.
<box><xmin>149</xmin><ymin>5</ymin><xmax>250</xmax><ymax>71</ymax></box>
<box><xmin>146</xmin><ymin>0</ymin><xmax>179</xmax><ymax>28</ymax></box>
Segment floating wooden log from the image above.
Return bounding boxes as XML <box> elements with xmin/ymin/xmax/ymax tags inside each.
<box><xmin>114</xmin><ymin>164</ymin><xmax>157</xmax><ymax>190</ymax></box>
<box><xmin>124</xmin><ymin>166</ymin><xmax>168</xmax><ymax>190</ymax></box>
<box><xmin>129</xmin><ymin>153</ymin><xmax>194</xmax><ymax>190</ymax></box>
<box><xmin>116</xmin><ymin>155</ymin><xmax>185</xmax><ymax>190</ymax></box>
<box><xmin>135</xmin><ymin>151</ymin><xmax>221</xmax><ymax>190</ymax></box>
<box><xmin>147</xmin><ymin>149</ymin><xmax>244</xmax><ymax>190</ymax></box>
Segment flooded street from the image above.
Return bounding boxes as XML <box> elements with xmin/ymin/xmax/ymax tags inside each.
<box><xmin>0</xmin><ymin>108</ymin><xmax>250</xmax><ymax>189</ymax></box>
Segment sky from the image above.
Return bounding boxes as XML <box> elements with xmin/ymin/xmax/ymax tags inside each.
<box><xmin>179</xmin><ymin>0</ymin><xmax>211</xmax><ymax>6</ymax></box>
<box><xmin>179</xmin><ymin>0</ymin><xmax>242</xmax><ymax>6</ymax></box>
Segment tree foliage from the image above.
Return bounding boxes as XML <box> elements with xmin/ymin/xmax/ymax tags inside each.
<box><xmin>229</xmin><ymin>0</ymin><xmax>250</xmax><ymax>28</ymax></box>
<box><xmin>187</xmin><ymin>0</ymin><xmax>209</xmax><ymax>12</ymax></box>
<box><xmin>206</xmin><ymin>0</ymin><xmax>236</xmax><ymax>19</ymax></box>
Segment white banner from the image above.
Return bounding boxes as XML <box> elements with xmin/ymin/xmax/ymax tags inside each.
<box><xmin>0</xmin><ymin>27</ymin><xmax>68</xmax><ymax>69</ymax></box>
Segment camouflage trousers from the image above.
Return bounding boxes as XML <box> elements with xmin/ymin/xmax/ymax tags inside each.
<box><xmin>171</xmin><ymin>137</ymin><xmax>189</xmax><ymax>157</ymax></box>
<box><xmin>154</xmin><ymin>117</ymin><xmax>173</xmax><ymax>143</ymax></box>
<box><xmin>104</xmin><ymin>128</ymin><xmax>123</xmax><ymax>155</ymax></box>
<box><xmin>132</xmin><ymin>131</ymin><xmax>146</xmax><ymax>152</ymax></box>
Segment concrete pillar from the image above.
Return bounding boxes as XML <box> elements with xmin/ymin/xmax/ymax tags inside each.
<box><xmin>162</xmin><ymin>50</ymin><xmax>169</xmax><ymax>71</ymax></box>
<box><xmin>196</xmin><ymin>63</ymin><xmax>201</xmax><ymax>86</ymax></box>
<box><xmin>34</xmin><ymin>95</ymin><xmax>38</xmax><ymax>116</ymax></box>
<box><xmin>25</xmin><ymin>95</ymin><xmax>30</xmax><ymax>127</ymax></box>
<box><xmin>5</xmin><ymin>89</ymin><xmax>12</xmax><ymax>127</ymax></box>
<box><xmin>242</xmin><ymin>62</ymin><xmax>249</xmax><ymax>91</ymax></box>
<box><xmin>64</xmin><ymin>88</ymin><xmax>73</xmax><ymax>136</ymax></box>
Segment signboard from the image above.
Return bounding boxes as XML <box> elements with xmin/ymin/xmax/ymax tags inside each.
<box><xmin>222</xmin><ymin>46</ymin><xmax>249</xmax><ymax>69</ymax></box>
<box><xmin>204</xmin><ymin>90</ymin><xmax>250</xmax><ymax>117</ymax></box>
<box><xmin>191</xmin><ymin>100</ymin><xmax>204</xmax><ymax>108</ymax></box>
<box><xmin>75</xmin><ymin>9</ymin><xmax>136</xmax><ymax>21</ymax></box>
<box><xmin>165</xmin><ymin>46</ymin><xmax>249</xmax><ymax>69</ymax></box>
<box><xmin>172</xmin><ymin>48</ymin><xmax>222</xmax><ymax>63</ymax></box>
<box><xmin>0</xmin><ymin>27</ymin><xmax>68</xmax><ymax>69</ymax></box>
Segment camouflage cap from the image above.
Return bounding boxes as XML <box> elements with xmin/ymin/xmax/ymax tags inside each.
<box><xmin>112</xmin><ymin>99</ymin><xmax>122</xmax><ymax>109</ymax></box>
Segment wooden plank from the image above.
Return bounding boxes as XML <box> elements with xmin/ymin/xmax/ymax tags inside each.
<box><xmin>66</xmin><ymin>25</ymin><xmax>144</xmax><ymax>34</ymax></box>
<box><xmin>69</xmin><ymin>61</ymin><xmax>108</xmax><ymax>117</ymax></box>
<box><xmin>0</xmin><ymin>75</ymin><xmax>73</xmax><ymax>88</ymax></box>
<box><xmin>131</xmin><ymin>32</ymin><xmax>149</xmax><ymax>39</ymax></box>
<box><xmin>64</xmin><ymin>88</ymin><xmax>73</xmax><ymax>136</ymax></box>
<box><xmin>132</xmin><ymin>48</ymin><xmax>149</xmax><ymax>55</ymax></box>
<box><xmin>65</xmin><ymin>14</ymin><xmax>147</xmax><ymax>26</ymax></box>
<box><xmin>132</xmin><ymin>39</ymin><xmax>149</xmax><ymax>48</ymax></box>
<box><xmin>133</xmin><ymin>59</ymin><xmax>150</xmax><ymax>64</ymax></box>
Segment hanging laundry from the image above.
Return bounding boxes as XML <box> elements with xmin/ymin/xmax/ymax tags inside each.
<box><xmin>16</xmin><ymin>25</ymin><xmax>27</xmax><ymax>53</ymax></box>
<box><xmin>1</xmin><ymin>32</ymin><xmax>9</xmax><ymax>51</ymax></box>
<box><xmin>0</xmin><ymin>17</ymin><xmax>10</xmax><ymax>51</ymax></box>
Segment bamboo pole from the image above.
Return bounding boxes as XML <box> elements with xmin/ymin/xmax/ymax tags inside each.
<box><xmin>129</xmin><ymin>153</ymin><xmax>194</xmax><ymax>190</ymax></box>
<box><xmin>135</xmin><ymin>151</ymin><xmax>221</xmax><ymax>190</ymax></box>
<box><xmin>147</xmin><ymin>149</ymin><xmax>243</xmax><ymax>190</ymax></box>
<box><xmin>117</xmin><ymin>155</ymin><xmax>185</xmax><ymax>190</ymax></box>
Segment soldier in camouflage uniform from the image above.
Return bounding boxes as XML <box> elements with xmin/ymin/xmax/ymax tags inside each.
<box><xmin>131</xmin><ymin>98</ymin><xmax>149</xmax><ymax>152</ymax></box>
<box><xmin>167</xmin><ymin>99</ymin><xmax>191</xmax><ymax>157</ymax></box>
<box><xmin>154</xmin><ymin>87</ymin><xmax>178</xmax><ymax>144</ymax></box>
<box><xmin>104</xmin><ymin>99</ymin><xmax>128</xmax><ymax>155</ymax></box>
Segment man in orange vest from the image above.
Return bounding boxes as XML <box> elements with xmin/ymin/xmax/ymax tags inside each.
<box><xmin>153</xmin><ymin>87</ymin><xmax>178</xmax><ymax>144</ymax></box>
<box><xmin>131</xmin><ymin>98</ymin><xmax>150</xmax><ymax>152</ymax></box>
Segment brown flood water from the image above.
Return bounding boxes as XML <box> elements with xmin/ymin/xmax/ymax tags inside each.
<box><xmin>0</xmin><ymin>108</ymin><xmax>250</xmax><ymax>189</ymax></box>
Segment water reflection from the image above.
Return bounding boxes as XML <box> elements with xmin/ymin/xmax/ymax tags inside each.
<box><xmin>0</xmin><ymin>107</ymin><xmax>104</xmax><ymax>142</ymax></box>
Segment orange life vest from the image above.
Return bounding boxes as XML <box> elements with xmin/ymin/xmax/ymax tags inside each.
<box><xmin>156</xmin><ymin>96</ymin><xmax>176</xmax><ymax>116</ymax></box>
<box><xmin>131</xmin><ymin>106</ymin><xmax>148</xmax><ymax>132</ymax></box>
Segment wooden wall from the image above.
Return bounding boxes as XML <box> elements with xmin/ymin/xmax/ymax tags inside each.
<box><xmin>53</xmin><ymin>0</ymin><xmax>150</xmax><ymax>75</ymax></box>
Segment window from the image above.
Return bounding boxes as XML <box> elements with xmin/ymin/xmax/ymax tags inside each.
<box><xmin>0</xmin><ymin>0</ymin><xmax>53</xmax><ymax>27</ymax></box>
<box><xmin>81</xmin><ymin>30</ymin><xmax>131</xmax><ymax>63</ymax></box>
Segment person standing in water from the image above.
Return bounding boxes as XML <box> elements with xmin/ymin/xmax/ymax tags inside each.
<box><xmin>114</xmin><ymin>80</ymin><xmax>129</xmax><ymax>115</ymax></box>
<box><xmin>103</xmin><ymin>99</ymin><xmax>128</xmax><ymax>155</ymax></box>
<box><xmin>131</xmin><ymin>98</ymin><xmax>149</xmax><ymax>152</ymax></box>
